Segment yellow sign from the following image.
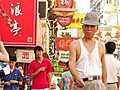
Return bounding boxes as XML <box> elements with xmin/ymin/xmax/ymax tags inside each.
<box><xmin>67</xmin><ymin>13</ymin><xmax>85</xmax><ymax>28</ymax></box>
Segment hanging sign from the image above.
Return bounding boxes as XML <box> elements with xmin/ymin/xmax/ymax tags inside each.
<box><xmin>0</xmin><ymin>0</ymin><xmax>37</xmax><ymax>46</ymax></box>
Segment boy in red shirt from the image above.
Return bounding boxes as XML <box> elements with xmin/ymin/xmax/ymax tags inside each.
<box><xmin>29</xmin><ymin>46</ymin><xmax>52</xmax><ymax>90</ymax></box>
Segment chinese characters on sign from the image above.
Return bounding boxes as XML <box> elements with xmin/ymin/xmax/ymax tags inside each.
<box><xmin>0</xmin><ymin>0</ymin><xmax>37</xmax><ymax>46</ymax></box>
<box><xmin>16</xmin><ymin>49</ymin><xmax>35</xmax><ymax>63</ymax></box>
<box><xmin>53</xmin><ymin>0</ymin><xmax>76</xmax><ymax>27</ymax></box>
<box><xmin>10</xmin><ymin>3</ymin><xmax>22</xmax><ymax>36</ymax></box>
<box><xmin>11</xmin><ymin>20</ymin><xmax>22</xmax><ymax>36</ymax></box>
<box><xmin>11</xmin><ymin>3</ymin><xmax>22</xmax><ymax>16</ymax></box>
<box><xmin>60</xmin><ymin>0</ymin><xmax>69</xmax><ymax>6</ymax></box>
<box><xmin>55</xmin><ymin>38</ymin><xmax>78</xmax><ymax>50</ymax></box>
<box><xmin>22</xmin><ymin>52</ymin><xmax>29</xmax><ymax>59</ymax></box>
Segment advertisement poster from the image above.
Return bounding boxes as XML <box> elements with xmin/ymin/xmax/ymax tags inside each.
<box><xmin>0</xmin><ymin>0</ymin><xmax>37</xmax><ymax>46</ymax></box>
<box><xmin>67</xmin><ymin>13</ymin><xmax>85</xmax><ymax>28</ymax></box>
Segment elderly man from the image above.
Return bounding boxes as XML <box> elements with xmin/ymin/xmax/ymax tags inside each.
<box><xmin>69</xmin><ymin>12</ymin><xmax>107</xmax><ymax>90</ymax></box>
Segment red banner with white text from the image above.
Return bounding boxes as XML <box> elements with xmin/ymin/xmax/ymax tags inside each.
<box><xmin>0</xmin><ymin>0</ymin><xmax>37</xmax><ymax>46</ymax></box>
<box><xmin>55</xmin><ymin>38</ymin><xmax>78</xmax><ymax>50</ymax></box>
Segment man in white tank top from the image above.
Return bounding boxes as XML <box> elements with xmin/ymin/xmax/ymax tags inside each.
<box><xmin>105</xmin><ymin>41</ymin><xmax>120</xmax><ymax>90</ymax></box>
<box><xmin>69</xmin><ymin>12</ymin><xmax>107</xmax><ymax>90</ymax></box>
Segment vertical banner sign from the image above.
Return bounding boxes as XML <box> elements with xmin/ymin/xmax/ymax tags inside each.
<box><xmin>0</xmin><ymin>0</ymin><xmax>37</xmax><ymax>46</ymax></box>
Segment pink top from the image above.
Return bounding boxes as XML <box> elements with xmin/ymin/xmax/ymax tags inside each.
<box><xmin>29</xmin><ymin>58</ymin><xmax>52</xmax><ymax>89</ymax></box>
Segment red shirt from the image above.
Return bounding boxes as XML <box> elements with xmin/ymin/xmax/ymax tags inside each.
<box><xmin>29</xmin><ymin>58</ymin><xmax>52</xmax><ymax>89</ymax></box>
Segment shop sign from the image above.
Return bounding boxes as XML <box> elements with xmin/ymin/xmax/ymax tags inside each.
<box><xmin>55</xmin><ymin>37</ymin><xmax>78</xmax><ymax>50</ymax></box>
<box><xmin>0</xmin><ymin>0</ymin><xmax>37</xmax><ymax>46</ymax></box>
<box><xmin>56</xmin><ymin>0</ymin><xmax>73</xmax><ymax>8</ymax></box>
<box><xmin>53</xmin><ymin>0</ymin><xmax>76</xmax><ymax>27</ymax></box>
<box><xmin>67</xmin><ymin>13</ymin><xmax>85</xmax><ymax>28</ymax></box>
<box><xmin>16</xmin><ymin>49</ymin><xmax>35</xmax><ymax>63</ymax></box>
<box><xmin>57</xmin><ymin>16</ymin><xmax>72</xmax><ymax>27</ymax></box>
<box><xmin>58</xmin><ymin>51</ymin><xmax>69</xmax><ymax>62</ymax></box>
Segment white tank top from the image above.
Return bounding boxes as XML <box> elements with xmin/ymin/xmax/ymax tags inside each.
<box><xmin>76</xmin><ymin>39</ymin><xmax>102</xmax><ymax>78</ymax></box>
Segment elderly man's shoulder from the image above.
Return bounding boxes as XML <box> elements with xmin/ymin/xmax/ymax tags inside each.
<box><xmin>97</xmin><ymin>41</ymin><xmax>105</xmax><ymax>47</ymax></box>
<box><xmin>70</xmin><ymin>39</ymin><xmax>80</xmax><ymax>47</ymax></box>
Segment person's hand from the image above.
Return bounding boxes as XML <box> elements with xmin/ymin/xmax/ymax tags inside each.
<box><xmin>70</xmin><ymin>78</ymin><xmax>74</xmax><ymax>83</ymax></box>
<box><xmin>5</xmin><ymin>82</ymin><xmax>11</xmax><ymax>86</ymax></box>
<box><xmin>0</xmin><ymin>41</ymin><xmax>3</xmax><ymax>47</ymax></box>
<box><xmin>104</xmin><ymin>83</ymin><xmax>108</xmax><ymax>89</ymax></box>
<box><xmin>39</xmin><ymin>67</ymin><xmax>46</xmax><ymax>72</ymax></box>
<box><xmin>75</xmin><ymin>77</ymin><xmax>85</xmax><ymax>88</ymax></box>
<box><xmin>9</xmin><ymin>80</ymin><xmax>18</xmax><ymax>84</ymax></box>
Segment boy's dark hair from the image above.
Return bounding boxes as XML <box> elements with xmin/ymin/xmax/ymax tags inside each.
<box><xmin>105</xmin><ymin>41</ymin><xmax>116</xmax><ymax>54</ymax></box>
<box><xmin>34</xmin><ymin>46</ymin><xmax>43</xmax><ymax>54</ymax></box>
<box><xmin>9</xmin><ymin>56</ymin><xmax>17</xmax><ymax>62</ymax></box>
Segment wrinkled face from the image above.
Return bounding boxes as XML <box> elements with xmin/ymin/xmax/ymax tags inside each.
<box><xmin>82</xmin><ymin>24</ymin><xmax>98</xmax><ymax>39</ymax></box>
<box><xmin>35</xmin><ymin>50</ymin><xmax>43</xmax><ymax>59</ymax></box>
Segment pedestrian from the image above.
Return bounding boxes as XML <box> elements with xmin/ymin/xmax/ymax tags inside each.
<box><xmin>28</xmin><ymin>46</ymin><xmax>53</xmax><ymax>90</ymax></box>
<box><xmin>17</xmin><ymin>64</ymin><xmax>25</xmax><ymax>90</ymax></box>
<box><xmin>59</xmin><ymin>61</ymin><xmax>73</xmax><ymax>90</ymax></box>
<box><xmin>0</xmin><ymin>41</ymin><xmax>9</xmax><ymax>62</ymax></box>
<box><xmin>69</xmin><ymin>12</ymin><xmax>107</xmax><ymax>90</ymax></box>
<box><xmin>43</xmin><ymin>52</ymin><xmax>50</xmax><ymax>60</ymax></box>
<box><xmin>50</xmin><ymin>67</ymin><xmax>60</xmax><ymax>90</ymax></box>
<box><xmin>0</xmin><ymin>41</ymin><xmax>10</xmax><ymax>76</ymax></box>
<box><xmin>17</xmin><ymin>64</ymin><xmax>24</xmax><ymax>77</ymax></box>
<box><xmin>1</xmin><ymin>56</ymin><xmax>23</xmax><ymax>90</ymax></box>
<box><xmin>105</xmin><ymin>41</ymin><xmax>120</xmax><ymax>90</ymax></box>
<box><xmin>26</xmin><ymin>74</ymin><xmax>32</xmax><ymax>90</ymax></box>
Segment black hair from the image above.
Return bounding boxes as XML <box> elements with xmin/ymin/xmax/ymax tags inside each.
<box><xmin>105</xmin><ymin>41</ymin><xmax>116</xmax><ymax>54</ymax></box>
<box><xmin>34</xmin><ymin>46</ymin><xmax>43</xmax><ymax>54</ymax></box>
<box><xmin>9</xmin><ymin>56</ymin><xmax>17</xmax><ymax>62</ymax></box>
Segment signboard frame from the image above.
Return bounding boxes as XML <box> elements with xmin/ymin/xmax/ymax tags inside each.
<box><xmin>0</xmin><ymin>0</ymin><xmax>37</xmax><ymax>47</ymax></box>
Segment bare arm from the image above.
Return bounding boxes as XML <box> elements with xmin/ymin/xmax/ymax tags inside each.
<box><xmin>117</xmin><ymin>63</ymin><xmax>120</xmax><ymax>88</ymax></box>
<box><xmin>69</xmin><ymin>78</ymin><xmax>74</xmax><ymax>90</ymax></box>
<box><xmin>99</xmin><ymin>43</ymin><xmax>107</xmax><ymax>87</ymax></box>
<box><xmin>0</xmin><ymin>41</ymin><xmax>9</xmax><ymax>62</ymax></box>
<box><xmin>18</xmin><ymin>81</ymin><xmax>22</xmax><ymax>86</ymax></box>
<box><xmin>30</xmin><ymin>67</ymin><xmax>45</xmax><ymax>79</ymax></box>
<box><xmin>1</xmin><ymin>80</ymin><xmax>22</xmax><ymax>86</ymax></box>
<box><xmin>47</xmin><ymin>73</ymin><xmax>52</xmax><ymax>89</ymax></box>
<box><xmin>69</xmin><ymin>43</ymin><xmax>78</xmax><ymax>80</ymax></box>
<box><xmin>117</xmin><ymin>76</ymin><xmax>120</xmax><ymax>89</ymax></box>
<box><xmin>101</xmin><ymin>55</ymin><xmax>107</xmax><ymax>87</ymax></box>
<box><xmin>59</xmin><ymin>78</ymin><xmax>64</xmax><ymax>90</ymax></box>
<box><xmin>69</xmin><ymin>41</ymin><xmax>84</xmax><ymax>88</ymax></box>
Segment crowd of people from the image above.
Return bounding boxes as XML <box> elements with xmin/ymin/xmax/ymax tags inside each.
<box><xmin>0</xmin><ymin>11</ymin><xmax>120</xmax><ymax>90</ymax></box>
